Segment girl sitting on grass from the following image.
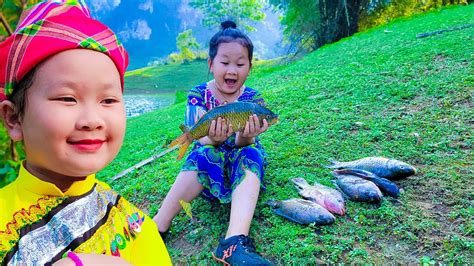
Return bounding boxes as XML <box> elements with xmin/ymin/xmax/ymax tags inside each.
<box><xmin>154</xmin><ymin>21</ymin><xmax>272</xmax><ymax>265</ymax></box>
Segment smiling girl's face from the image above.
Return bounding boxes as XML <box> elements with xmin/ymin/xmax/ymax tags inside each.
<box><xmin>209</xmin><ymin>42</ymin><xmax>251</xmax><ymax>98</ymax></box>
<box><xmin>12</xmin><ymin>49</ymin><xmax>125</xmax><ymax>184</ymax></box>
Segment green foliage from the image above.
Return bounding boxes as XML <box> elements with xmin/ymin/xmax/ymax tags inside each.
<box><xmin>168</xmin><ymin>29</ymin><xmax>200</xmax><ymax>64</ymax></box>
<box><xmin>359</xmin><ymin>0</ymin><xmax>469</xmax><ymax>30</ymax></box>
<box><xmin>273</xmin><ymin>0</ymin><xmax>468</xmax><ymax>55</ymax></box>
<box><xmin>0</xmin><ymin>124</ymin><xmax>24</xmax><ymax>188</ymax></box>
<box><xmin>190</xmin><ymin>0</ymin><xmax>266</xmax><ymax>32</ymax></box>
<box><xmin>174</xmin><ymin>90</ymin><xmax>188</xmax><ymax>104</ymax></box>
<box><xmin>99</xmin><ymin>5</ymin><xmax>473</xmax><ymax>264</ymax></box>
<box><xmin>0</xmin><ymin>0</ymin><xmax>42</xmax><ymax>36</ymax></box>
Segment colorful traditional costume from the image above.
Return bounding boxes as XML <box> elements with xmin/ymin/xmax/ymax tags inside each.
<box><xmin>0</xmin><ymin>1</ymin><xmax>170</xmax><ymax>264</ymax></box>
<box><xmin>0</xmin><ymin>164</ymin><xmax>170</xmax><ymax>265</ymax></box>
<box><xmin>182</xmin><ymin>81</ymin><xmax>268</xmax><ymax>203</ymax></box>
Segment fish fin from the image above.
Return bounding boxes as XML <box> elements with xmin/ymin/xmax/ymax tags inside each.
<box><xmin>255</xmin><ymin>100</ymin><xmax>267</xmax><ymax>107</ymax></box>
<box><xmin>169</xmin><ymin>131</ymin><xmax>188</xmax><ymax>148</ymax></box>
<box><xmin>332</xmin><ymin>180</ymin><xmax>349</xmax><ymax>200</ymax></box>
<box><xmin>272</xmin><ymin>209</ymin><xmax>305</xmax><ymax>225</ymax></box>
<box><xmin>265</xmin><ymin>199</ymin><xmax>277</xmax><ymax>207</ymax></box>
<box><xmin>176</xmin><ymin>140</ymin><xmax>191</xmax><ymax>160</ymax></box>
<box><xmin>179</xmin><ymin>124</ymin><xmax>189</xmax><ymax>133</ymax></box>
<box><xmin>325</xmin><ymin>159</ymin><xmax>341</xmax><ymax>169</ymax></box>
<box><xmin>179</xmin><ymin>199</ymin><xmax>193</xmax><ymax>219</ymax></box>
<box><xmin>333</xmin><ymin>168</ymin><xmax>376</xmax><ymax>178</ymax></box>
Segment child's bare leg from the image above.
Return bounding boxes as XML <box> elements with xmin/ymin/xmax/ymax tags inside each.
<box><xmin>153</xmin><ymin>171</ymin><xmax>203</xmax><ymax>232</ymax></box>
<box><xmin>225</xmin><ymin>169</ymin><xmax>260</xmax><ymax>238</ymax></box>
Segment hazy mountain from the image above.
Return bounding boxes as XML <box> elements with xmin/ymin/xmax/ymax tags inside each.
<box><xmin>85</xmin><ymin>0</ymin><xmax>285</xmax><ymax>70</ymax></box>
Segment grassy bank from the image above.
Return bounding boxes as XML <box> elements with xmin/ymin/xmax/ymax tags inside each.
<box><xmin>99</xmin><ymin>5</ymin><xmax>473</xmax><ymax>264</ymax></box>
<box><xmin>124</xmin><ymin>60</ymin><xmax>209</xmax><ymax>92</ymax></box>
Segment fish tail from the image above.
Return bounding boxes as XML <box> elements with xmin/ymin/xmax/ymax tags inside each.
<box><xmin>176</xmin><ymin>140</ymin><xmax>191</xmax><ymax>160</ymax></box>
<box><xmin>265</xmin><ymin>199</ymin><xmax>277</xmax><ymax>207</ymax></box>
<box><xmin>170</xmin><ymin>125</ymin><xmax>192</xmax><ymax>160</ymax></box>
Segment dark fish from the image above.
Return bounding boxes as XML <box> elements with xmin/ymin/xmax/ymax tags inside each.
<box><xmin>327</xmin><ymin>157</ymin><xmax>416</xmax><ymax>180</ymax></box>
<box><xmin>291</xmin><ymin>177</ymin><xmax>346</xmax><ymax>215</ymax></box>
<box><xmin>332</xmin><ymin>171</ymin><xmax>383</xmax><ymax>203</ymax></box>
<box><xmin>333</xmin><ymin>169</ymin><xmax>400</xmax><ymax>198</ymax></box>
<box><xmin>266</xmin><ymin>199</ymin><xmax>335</xmax><ymax>225</ymax></box>
<box><xmin>170</xmin><ymin>102</ymin><xmax>278</xmax><ymax>159</ymax></box>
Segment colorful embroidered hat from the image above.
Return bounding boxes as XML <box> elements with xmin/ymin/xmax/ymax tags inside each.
<box><xmin>0</xmin><ymin>0</ymin><xmax>129</xmax><ymax>101</ymax></box>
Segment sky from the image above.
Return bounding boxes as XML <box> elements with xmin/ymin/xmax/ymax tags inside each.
<box><xmin>84</xmin><ymin>0</ymin><xmax>286</xmax><ymax>70</ymax></box>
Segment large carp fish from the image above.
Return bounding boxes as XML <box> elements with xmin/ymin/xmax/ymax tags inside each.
<box><xmin>170</xmin><ymin>102</ymin><xmax>278</xmax><ymax>159</ymax></box>
<box><xmin>327</xmin><ymin>157</ymin><xmax>416</xmax><ymax>180</ymax></box>
<box><xmin>332</xmin><ymin>171</ymin><xmax>383</xmax><ymax>203</ymax></box>
<box><xmin>333</xmin><ymin>169</ymin><xmax>400</xmax><ymax>198</ymax></box>
<box><xmin>266</xmin><ymin>199</ymin><xmax>335</xmax><ymax>225</ymax></box>
<box><xmin>291</xmin><ymin>177</ymin><xmax>346</xmax><ymax>216</ymax></box>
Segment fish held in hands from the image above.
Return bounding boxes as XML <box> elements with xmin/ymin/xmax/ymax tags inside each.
<box><xmin>170</xmin><ymin>102</ymin><xmax>278</xmax><ymax>159</ymax></box>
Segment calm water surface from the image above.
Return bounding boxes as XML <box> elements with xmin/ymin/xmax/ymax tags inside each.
<box><xmin>124</xmin><ymin>92</ymin><xmax>175</xmax><ymax>118</ymax></box>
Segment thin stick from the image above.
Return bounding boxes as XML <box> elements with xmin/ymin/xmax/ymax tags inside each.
<box><xmin>416</xmin><ymin>24</ymin><xmax>474</xmax><ymax>38</ymax></box>
<box><xmin>111</xmin><ymin>146</ymin><xmax>179</xmax><ymax>181</ymax></box>
<box><xmin>0</xmin><ymin>12</ymin><xmax>13</xmax><ymax>36</ymax></box>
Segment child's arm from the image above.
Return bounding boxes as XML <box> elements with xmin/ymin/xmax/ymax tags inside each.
<box><xmin>235</xmin><ymin>114</ymin><xmax>268</xmax><ymax>147</ymax></box>
<box><xmin>53</xmin><ymin>254</ymin><xmax>132</xmax><ymax>265</ymax></box>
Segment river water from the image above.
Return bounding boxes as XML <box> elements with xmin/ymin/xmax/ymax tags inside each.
<box><xmin>124</xmin><ymin>93</ymin><xmax>175</xmax><ymax>118</ymax></box>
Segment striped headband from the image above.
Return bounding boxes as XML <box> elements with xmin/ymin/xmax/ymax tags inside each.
<box><xmin>0</xmin><ymin>0</ymin><xmax>129</xmax><ymax>101</ymax></box>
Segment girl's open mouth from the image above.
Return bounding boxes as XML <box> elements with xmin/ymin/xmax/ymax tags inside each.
<box><xmin>225</xmin><ymin>78</ymin><xmax>237</xmax><ymax>87</ymax></box>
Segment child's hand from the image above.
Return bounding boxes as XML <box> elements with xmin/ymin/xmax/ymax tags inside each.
<box><xmin>241</xmin><ymin>114</ymin><xmax>268</xmax><ymax>138</ymax></box>
<box><xmin>208</xmin><ymin>117</ymin><xmax>234</xmax><ymax>145</ymax></box>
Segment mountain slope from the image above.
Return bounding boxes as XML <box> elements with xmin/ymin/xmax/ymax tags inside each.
<box><xmin>99</xmin><ymin>5</ymin><xmax>473</xmax><ymax>264</ymax></box>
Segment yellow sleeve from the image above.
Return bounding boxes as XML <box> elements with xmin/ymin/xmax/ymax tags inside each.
<box><xmin>131</xmin><ymin>213</ymin><xmax>172</xmax><ymax>265</ymax></box>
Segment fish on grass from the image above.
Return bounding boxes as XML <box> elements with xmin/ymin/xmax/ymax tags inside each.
<box><xmin>291</xmin><ymin>177</ymin><xmax>346</xmax><ymax>215</ymax></box>
<box><xmin>170</xmin><ymin>102</ymin><xmax>279</xmax><ymax>159</ymax></box>
<box><xmin>332</xmin><ymin>171</ymin><xmax>383</xmax><ymax>203</ymax></box>
<box><xmin>333</xmin><ymin>169</ymin><xmax>400</xmax><ymax>198</ymax></box>
<box><xmin>266</xmin><ymin>199</ymin><xmax>335</xmax><ymax>225</ymax></box>
<box><xmin>327</xmin><ymin>157</ymin><xmax>416</xmax><ymax>180</ymax></box>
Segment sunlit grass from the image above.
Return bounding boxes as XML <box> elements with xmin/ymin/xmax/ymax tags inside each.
<box><xmin>100</xmin><ymin>5</ymin><xmax>473</xmax><ymax>264</ymax></box>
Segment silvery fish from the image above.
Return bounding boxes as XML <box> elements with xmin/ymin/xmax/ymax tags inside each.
<box><xmin>291</xmin><ymin>177</ymin><xmax>346</xmax><ymax>215</ymax></box>
<box><xmin>170</xmin><ymin>102</ymin><xmax>278</xmax><ymax>159</ymax></box>
<box><xmin>333</xmin><ymin>169</ymin><xmax>400</xmax><ymax>198</ymax></box>
<box><xmin>327</xmin><ymin>157</ymin><xmax>416</xmax><ymax>180</ymax></box>
<box><xmin>266</xmin><ymin>199</ymin><xmax>335</xmax><ymax>225</ymax></box>
<box><xmin>332</xmin><ymin>171</ymin><xmax>383</xmax><ymax>203</ymax></box>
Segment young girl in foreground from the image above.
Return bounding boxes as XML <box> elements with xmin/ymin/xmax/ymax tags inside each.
<box><xmin>0</xmin><ymin>1</ymin><xmax>170</xmax><ymax>265</ymax></box>
<box><xmin>154</xmin><ymin>21</ymin><xmax>272</xmax><ymax>265</ymax></box>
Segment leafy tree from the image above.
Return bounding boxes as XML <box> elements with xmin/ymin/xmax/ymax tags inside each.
<box><xmin>0</xmin><ymin>0</ymin><xmax>41</xmax><ymax>37</ymax></box>
<box><xmin>190</xmin><ymin>0</ymin><xmax>266</xmax><ymax>32</ymax></box>
<box><xmin>168</xmin><ymin>29</ymin><xmax>201</xmax><ymax>64</ymax></box>
<box><xmin>272</xmin><ymin>0</ymin><xmax>470</xmax><ymax>55</ymax></box>
<box><xmin>272</xmin><ymin>0</ymin><xmax>360</xmax><ymax>54</ymax></box>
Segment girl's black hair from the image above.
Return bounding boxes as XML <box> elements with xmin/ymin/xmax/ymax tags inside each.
<box><xmin>209</xmin><ymin>20</ymin><xmax>254</xmax><ymax>63</ymax></box>
<box><xmin>8</xmin><ymin>66</ymin><xmax>37</xmax><ymax>120</ymax></box>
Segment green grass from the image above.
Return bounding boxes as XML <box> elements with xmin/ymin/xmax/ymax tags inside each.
<box><xmin>99</xmin><ymin>5</ymin><xmax>474</xmax><ymax>264</ymax></box>
<box><xmin>124</xmin><ymin>60</ymin><xmax>209</xmax><ymax>92</ymax></box>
